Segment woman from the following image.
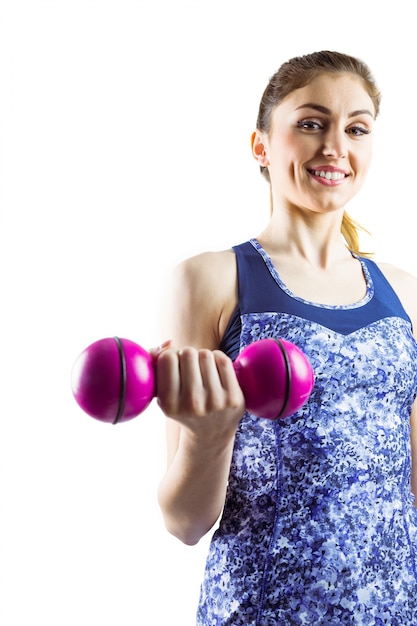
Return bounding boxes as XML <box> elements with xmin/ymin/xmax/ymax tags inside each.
<box><xmin>156</xmin><ymin>51</ymin><xmax>417</xmax><ymax>624</ymax></box>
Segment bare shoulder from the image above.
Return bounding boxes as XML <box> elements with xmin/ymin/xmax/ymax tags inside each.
<box><xmin>174</xmin><ymin>248</ymin><xmax>237</xmax><ymax>283</ymax></box>
<box><xmin>376</xmin><ymin>261</ymin><xmax>417</xmax><ymax>329</ymax></box>
<box><xmin>376</xmin><ymin>261</ymin><xmax>417</xmax><ymax>292</ymax></box>
<box><xmin>165</xmin><ymin>249</ymin><xmax>238</xmax><ymax>348</ymax></box>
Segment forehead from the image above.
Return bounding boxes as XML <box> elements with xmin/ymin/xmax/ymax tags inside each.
<box><xmin>276</xmin><ymin>72</ymin><xmax>375</xmax><ymax>119</ymax></box>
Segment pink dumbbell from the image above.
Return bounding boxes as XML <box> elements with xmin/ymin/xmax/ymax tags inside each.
<box><xmin>71</xmin><ymin>337</ymin><xmax>314</xmax><ymax>424</ymax></box>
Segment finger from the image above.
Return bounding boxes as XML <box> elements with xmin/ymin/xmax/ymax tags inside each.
<box><xmin>197</xmin><ymin>350</ymin><xmax>226</xmax><ymax>411</ymax></box>
<box><xmin>198</xmin><ymin>349</ymin><xmax>223</xmax><ymax>392</ymax></box>
<box><xmin>155</xmin><ymin>348</ymin><xmax>181</xmax><ymax>414</ymax></box>
<box><xmin>212</xmin><ymin>350</ymin><xmax>238</xmax><ymax>390</ymax></box>
<box><xmin>198</xmin><ymin>349</ymin><xmax>244</xmax><ymax>415</ymax></box>
<box><xmin>213</xmin><ymin>350</ymin><xmax>246</xmax><ymax>408</ymax></box>
<box><xmin>177</xmin><ymin>348</ymin><xmax>206</xmax><ymax>413</ymax></box>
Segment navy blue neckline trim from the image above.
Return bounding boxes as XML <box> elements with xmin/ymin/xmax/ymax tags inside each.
<box><xmin>250</xmin><ymin>238</ymin><xmax>374</xmax><ymax>311</ymax></box>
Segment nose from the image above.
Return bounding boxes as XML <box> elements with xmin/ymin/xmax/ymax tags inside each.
<box><xmin>322</xmin><ymin>127</ymin><xmax>348</xmax><ymax>159</ymax></box>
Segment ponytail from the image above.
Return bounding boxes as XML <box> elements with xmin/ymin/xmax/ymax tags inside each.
<box><xmin>341</xmin><ymin>212</ymin><xmax>373</xmax><ymax>257</ymax></box>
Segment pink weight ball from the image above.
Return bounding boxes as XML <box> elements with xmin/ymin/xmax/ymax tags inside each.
<box><xmin>71</xmin><ymin>337</ymin><xmax>155</xmax><ymax>424</ymax></box>
<box><xmin>233</xmin><ymin>338</ymin><xmax>314</xmax><ymax>419</ymax></box>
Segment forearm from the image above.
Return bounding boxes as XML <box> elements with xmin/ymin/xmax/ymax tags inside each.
<box><xmin>155</xmin><ymin>344</ymin><xmax>245</xmax><ymax>544</ymax></box>
<box><xmin>158</xmin><ymin>429</ymin><xmax>235</xmax><ymax>545</ymax></box>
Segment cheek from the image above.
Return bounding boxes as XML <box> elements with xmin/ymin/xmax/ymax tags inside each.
<box><xmin>281</xmin><ymin>133</ymin><xmax>307</xmax><ymax>155</ymax></box>
<box><xmin>356</xmin><ymin>145</ymin><xmax>373</xmax><ymax>177</ymax></box>
<box><xmin>269</xmin><ymin>135</ymin><xmax>308</xmax><ymax>170</ymax></box>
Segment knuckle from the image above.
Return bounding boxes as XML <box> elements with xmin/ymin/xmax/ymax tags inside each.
<box><xmin>179</xmin><ymin>346</ymin><xmax>198</xmax><ymax>361</ymax></box>
<box><xmin>225</xmin><ymin>389</ymin><xmax>244</xmax><ymax>411</ymax></box>
<box><xmin>213</xmin><ymin>349</ymin><xmax>231</xmax><ymax>365</ymax></box>
<box><xmin>185</xmin><ymin>391</ymin><xmax>207</xmax><ymax>417</ymax></box>
<box><xmin>198</xmin><ymin>348</ymin><xmax>214</xmax><ymax>361</ymax></box>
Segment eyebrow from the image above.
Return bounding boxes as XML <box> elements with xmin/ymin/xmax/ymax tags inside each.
<box><xmin>295</xmin><ymin>103</ymin><xmax>374</xmax><ymax>118</ymax></box>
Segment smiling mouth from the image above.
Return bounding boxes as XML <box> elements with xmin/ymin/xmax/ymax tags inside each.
<box><xmin>309</xmin><ymin>169</ymin><xmax>347</xmax><ymax>181</ymax></box>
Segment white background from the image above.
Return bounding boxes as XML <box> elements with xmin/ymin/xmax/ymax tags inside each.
<box><xmin>1</xmin><ymin>1</ymin><xmax>416</xmax><ymax>624</ymax></box>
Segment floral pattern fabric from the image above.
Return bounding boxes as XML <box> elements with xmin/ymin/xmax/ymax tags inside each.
<box><xmin>197</xmin><ymin>242</ymin><xmax>417</xmax><ymax>625</ymax></box>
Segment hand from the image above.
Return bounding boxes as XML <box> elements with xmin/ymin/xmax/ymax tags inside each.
<box><xmin>152</xmin><ymin>345</ymin><xmax>246</xmax><ymax>439</ymax></box>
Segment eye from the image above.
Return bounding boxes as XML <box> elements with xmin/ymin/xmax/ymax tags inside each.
<box><xmin>297</xmin><ymin>119</ymin><xmax>323</xmax><ymax>131</ymax></box>
<box><xmin>346</xmin><ymin>125</ymin><xmax>371</xmax><ymax>137</ymax></box>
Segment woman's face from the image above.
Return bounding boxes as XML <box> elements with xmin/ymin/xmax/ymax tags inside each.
<box><xmin>256</xmin><ymin>72</ymin><xmax>375</xmax><ymax>215</ymax></box>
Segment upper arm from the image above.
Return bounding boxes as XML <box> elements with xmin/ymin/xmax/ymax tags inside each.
<box><xmin>160</xmin><ymin>249</ymin><xmax>238</xmax><ymax>465</ymax></box>
<box><xmin>376</xmin><ymin>262</ymin><xmax>417</xmax><ymax>334</ymax></box>
<box><xmin>161</xmin><ymin>249</ymin><xmax>238</xmax><ymax>350</ymax></box>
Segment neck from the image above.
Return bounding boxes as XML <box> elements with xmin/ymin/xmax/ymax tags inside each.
<box><xmin>257</xmin><ymin>209</ymin><xmax>350</xmax><ymax>270</ymax></box>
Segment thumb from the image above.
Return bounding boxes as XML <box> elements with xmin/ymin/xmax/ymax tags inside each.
<box><xmin>148</xmin><ymin>339</ymin><xmax>173</xmax><ymax>360</ymax></box>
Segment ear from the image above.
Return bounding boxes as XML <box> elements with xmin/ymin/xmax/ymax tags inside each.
<box><xmin>251</xmin><ymin>131</ymin><xmax>269</xmax><ymax>166</ymax></box>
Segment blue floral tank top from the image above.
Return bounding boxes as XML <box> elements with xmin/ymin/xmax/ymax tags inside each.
<box><xmin>197</xmin><ymin>239</ymin><xmax>417</xmax><ymax>625</ymax></box>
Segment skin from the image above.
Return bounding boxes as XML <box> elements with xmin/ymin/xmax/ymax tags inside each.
<box><xmin>156</xmin><ymin>72</ymin><xmax>417</xmax><ymax>545</ymax></box>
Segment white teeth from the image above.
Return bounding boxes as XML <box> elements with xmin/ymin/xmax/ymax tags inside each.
<box><xmin>312</xmin><ymin>170</ymin><xmax>345</xmax><ymax>181</ymax></box>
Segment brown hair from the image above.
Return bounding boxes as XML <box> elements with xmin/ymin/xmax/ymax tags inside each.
<box><xmin>256</xmin><ymin>50</ymin><xmax>381</xmax><ymax>256</ymax></box>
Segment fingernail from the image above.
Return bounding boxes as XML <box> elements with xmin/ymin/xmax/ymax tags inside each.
<box><xmin>157</xmin><ymin>339</ymin><xmax>172</xmax><ymax>351</ymax></box>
